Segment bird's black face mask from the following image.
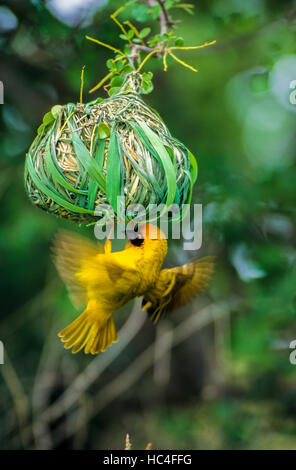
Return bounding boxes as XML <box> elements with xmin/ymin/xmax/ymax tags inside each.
<box><xmin>130</xmin><ymin>235</ymin><xmax>144</xmax><ymax>247</ymax></box>
<box><xmin>127</xmin><ymin>227</ymin><xmax>145</xmax><ymax>246</ymax></box>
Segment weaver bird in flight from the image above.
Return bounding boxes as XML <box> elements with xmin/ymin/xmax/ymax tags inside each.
<box><xmin>52</xmin><ymin>224</ymin><xmax>214</xmax><ymax>355</ymax></box>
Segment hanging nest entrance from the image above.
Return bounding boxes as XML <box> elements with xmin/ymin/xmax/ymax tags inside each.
<box><xmin>25</xmin><ymin>72</ymin><xmax>197</xmax><ymax>224</ymax></box>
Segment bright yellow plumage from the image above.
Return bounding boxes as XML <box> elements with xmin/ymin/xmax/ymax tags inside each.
<box><xmin>52</xmin><ymin>223</ymin><xmax>214</xmax><ymax>355</ymax></box>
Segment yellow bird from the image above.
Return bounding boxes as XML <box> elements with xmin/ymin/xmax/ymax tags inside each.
<box><xmin>52</xmin><ymin>223</ymin><xmax>214</xmax><ymax>355</ymax></box>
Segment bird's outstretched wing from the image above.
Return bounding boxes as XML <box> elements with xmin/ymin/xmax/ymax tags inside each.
<box><xmin>52</xmin><ymin>231</ymin><xmax>142</xmax><ymax>355</ymax></box>
<box><xmin>52</xmin><ymin>230</ymin><xmax>104</xmax><ymax>308</ymax></box>
<box><xmin>52</xmin><ymin>231</ymin><xmax>142</xmax><ymax>309</ymax></box>
<box><xmin>142</xmin><ymin>256</ymin><xmax>215</xmax><ymax>323</ymax></box>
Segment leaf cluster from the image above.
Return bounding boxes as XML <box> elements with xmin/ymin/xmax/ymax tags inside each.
<box><xmin>85</xmin><ymin>1</ymin><xmax>215</xmax><ymax>98</ymax></box>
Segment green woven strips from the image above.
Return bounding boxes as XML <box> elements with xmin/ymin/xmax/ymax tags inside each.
<box><xmin>188</xmin><ymin>150</ymin><xmax>198</xmax><ymax>184</ymax></box>
<box><xmin>95</xmin><ymin>139</ymin><xmax>106</xmax><ymax>169</ymax></box>
<box><xmin>36</xmin><ymin>145</ymin><xmax>72</xmax><ymax>202</ymax></box>
<box><xmin>24</xmin><ymin>76</ymin><xmax>197</xmax><ymax>224</ymax></box>
<box><xmin>87</xmin><ymin>139</ymin><xmax>106</xmax><ymax>210</ymax></box>
<box><xmin>137</xmin><ymin>120</ymin><xmax>177</xmax><ymax>209</ymax></box>
<box><xmin>69</xmin><ymin>121</ymin><xmax>106</xmax><ymax>194</ymax></box>
<box><xmin>106</xmin><ymin>126</ymin><xmax>121</xmax><ymax>213</ymax></box>
<box><xmin>26</xmin><ymin>153</ymin><xmax>94</xmax><ymax>215</ymax></box>
<box><xmin>123</xmin><ymin>144</ymin><xmax>163</xmax><ymax>198</ymax></box>
<box><xmin>128</xmin><ymin>121</ymin><xmax>162</xmax><ymax>166</ymax></box>
<box><xmin>174</xmin><ymin>185</ymin><xmax>181</xmax><ymax>205</ymax></box>
<box><xmin>164</xmin><ymin>145</ymin><xmax>177</xmax><ymax>167</ymax></box>
<box><xmin>76</xmin><ymin>161</ymin><xmax>89</xmax><ymax>208</ymax></box>
<box><xmin>133</xmin><ymin>136</ymin><xmax>164</xmax><ymax>199</ymax></box>
<box><xmin>43</xmin><ymin>140</ymin><xmax>87</xmax><ymax>196</ymax></box>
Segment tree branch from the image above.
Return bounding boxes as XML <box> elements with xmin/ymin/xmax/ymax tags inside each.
<box><xmin>155</xmin><ymin>0</ymin><xmax>175</xmax><ymax>34</ymax></box>
<box><xmin>129</xmin><ymin>0</ymin><xmax>177</xmax><ymax>63</ymax></box>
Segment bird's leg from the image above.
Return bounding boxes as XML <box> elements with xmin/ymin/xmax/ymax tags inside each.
<box><xmin>104</xmin><ymin>223</ymin><xmax>115</xmax><ymax>253</ymax></box>
<box><xmin>107</xmin><ymin>223</ymin><xmax>114</xmax><ymax>240</ymax></box>
<box><xmin>142</xmin><ymin>300</ymin><xmax>152</xmax><ymax>310</ymax></box>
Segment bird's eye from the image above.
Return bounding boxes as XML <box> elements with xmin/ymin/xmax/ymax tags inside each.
<box><xmin>130</xmin><ymin>235</ymin><xmax>144</xmax><ymax>247</ymax></box>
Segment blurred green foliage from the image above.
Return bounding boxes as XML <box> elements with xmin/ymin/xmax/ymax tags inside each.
<box><xmin>0</xmin><ymin>0</ymin><xmax>296</xmax><ymax>450</ymax></box>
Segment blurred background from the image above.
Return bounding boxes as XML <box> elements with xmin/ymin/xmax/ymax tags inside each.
<box><xmin>1</xmin><ymin>0</ymin><xmax>296</xmax><ymax>450</ymax></box>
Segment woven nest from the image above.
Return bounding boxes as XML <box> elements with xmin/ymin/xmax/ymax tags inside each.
<box><xmin>25</xmin><ymin>72</ymin><xmax>197</xmax><ymax>224</ymax></box>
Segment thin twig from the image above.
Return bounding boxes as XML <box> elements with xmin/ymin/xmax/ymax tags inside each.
<box><xmin>155</xmin><ymin>0</ymin><xmax>175</xmax><ymax>33</ymax></box>
<box><xmin>128</xmin><ymin>0</ymin><xmax>174</xmax><ymax>64</ymax></box>
<box><xmin>80</xmin><ymin>65</ymin><xmax>86</xmax><ymax>104</ymax></box>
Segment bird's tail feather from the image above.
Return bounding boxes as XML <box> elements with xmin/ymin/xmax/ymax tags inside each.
<box><xmin>58</xmin><ymin>310</ymin><xmax>118</xmax><ymax>355</ymax></box>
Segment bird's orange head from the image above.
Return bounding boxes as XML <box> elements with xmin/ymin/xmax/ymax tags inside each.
<box><xmin>126</xmin><ymin>223</ymin><xmax>168</xmax><ymax>259</ymax></box>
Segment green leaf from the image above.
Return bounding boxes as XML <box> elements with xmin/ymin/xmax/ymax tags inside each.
<box><xmin>110</xmin><ymin>75</ymin><xmax>124</xmax><ymax>88</ymax></box>
<box><xmin>116</xmin><ymin>60</ymin><xmax>125</xmax><ymax>72</ymax></box>
<box><xmin>141</xmin><ymin>79</ymin><xmax>153</xmax><ymax>94</ymax></box>
<box><xmin>106</xmin><ymin>127</ymin><xmax>121</xmax><ymax>213</ymax></box>
<box><xmin>150</xmin><ymin>5</ymin><xmax>161</xmax><ymax>19</ymax></box>
<box><xmin>139</xmin><ymin>27</ymin><xmax>151</xmax><ymax>39</ymax></box>
<box><xmin>143</xmin><ymin>71</ymin><xmax>153</xmax><ymax>81</ymax></box>
<box><xmin>188</xmin><ymin>150</ymin><xmax>198</xmax><ymax>183</ymax></box>
<box><xmin>175</xmin><ymin>37</ymin><xmax>184</xmax><ymax>47</ymax></box>
<box><xmin>160</xmin><ymin>33</ymin><xmax>170</xmax><ymax>41</ymax></box>
<box><xmin>106</xmin><ymin>59</ymin><xmax>117</xmax><ymax>71</ymax></box>
<box><xmin>122</xmin><ymin>65</ymin><xmax>134</xmax><ymax>75</ymax></box>
<box><xmin>108</xmin><ymin>87</ymin><xmax>120</xmax><ymax>96</ymax></box>
<box><xmin>131</xmin><ymin>4</ymin><xmax>150</xmax><ymax>22</ymax></box>
<box><xmin>141</xmin><ymin>72</ymin><xmax>154</xmax><ymax>94</ymax></box>
<box><xmin>127</xmin><ymin>29</ymin><xmax>134</xmax><ymax>39</ymax></box>
<box><xmin>164</xmin><ymin>0</ymin><xmax>176</xmax><ymax>8</ymax></box>
<box><xmin>96</xmin><ymin>123</ymin><xmax>110</xmax><ymax>140</ymax></box>
<box><xmin>37</xmin><ymin>124</ymin><xmax>44</xmax><ymax>135</ymax></box>
<box><xmin>43</xmin><ymin>111</ymin><xmax>54</xmax><ymax>126</ymax></box>
<box><xmin>51</xmin><ymin>105</ymin><xmax>62</xmax><ymax>118</ymax></box>
<box><xmin>147</xmin><ymin>38</ymin><xmax>158</xmax><ymax>47</ymax></box>
<box><xmin>123</xmin><ymin>44</ymin><xmax>131</xmax><ymax>55</ymax></box>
